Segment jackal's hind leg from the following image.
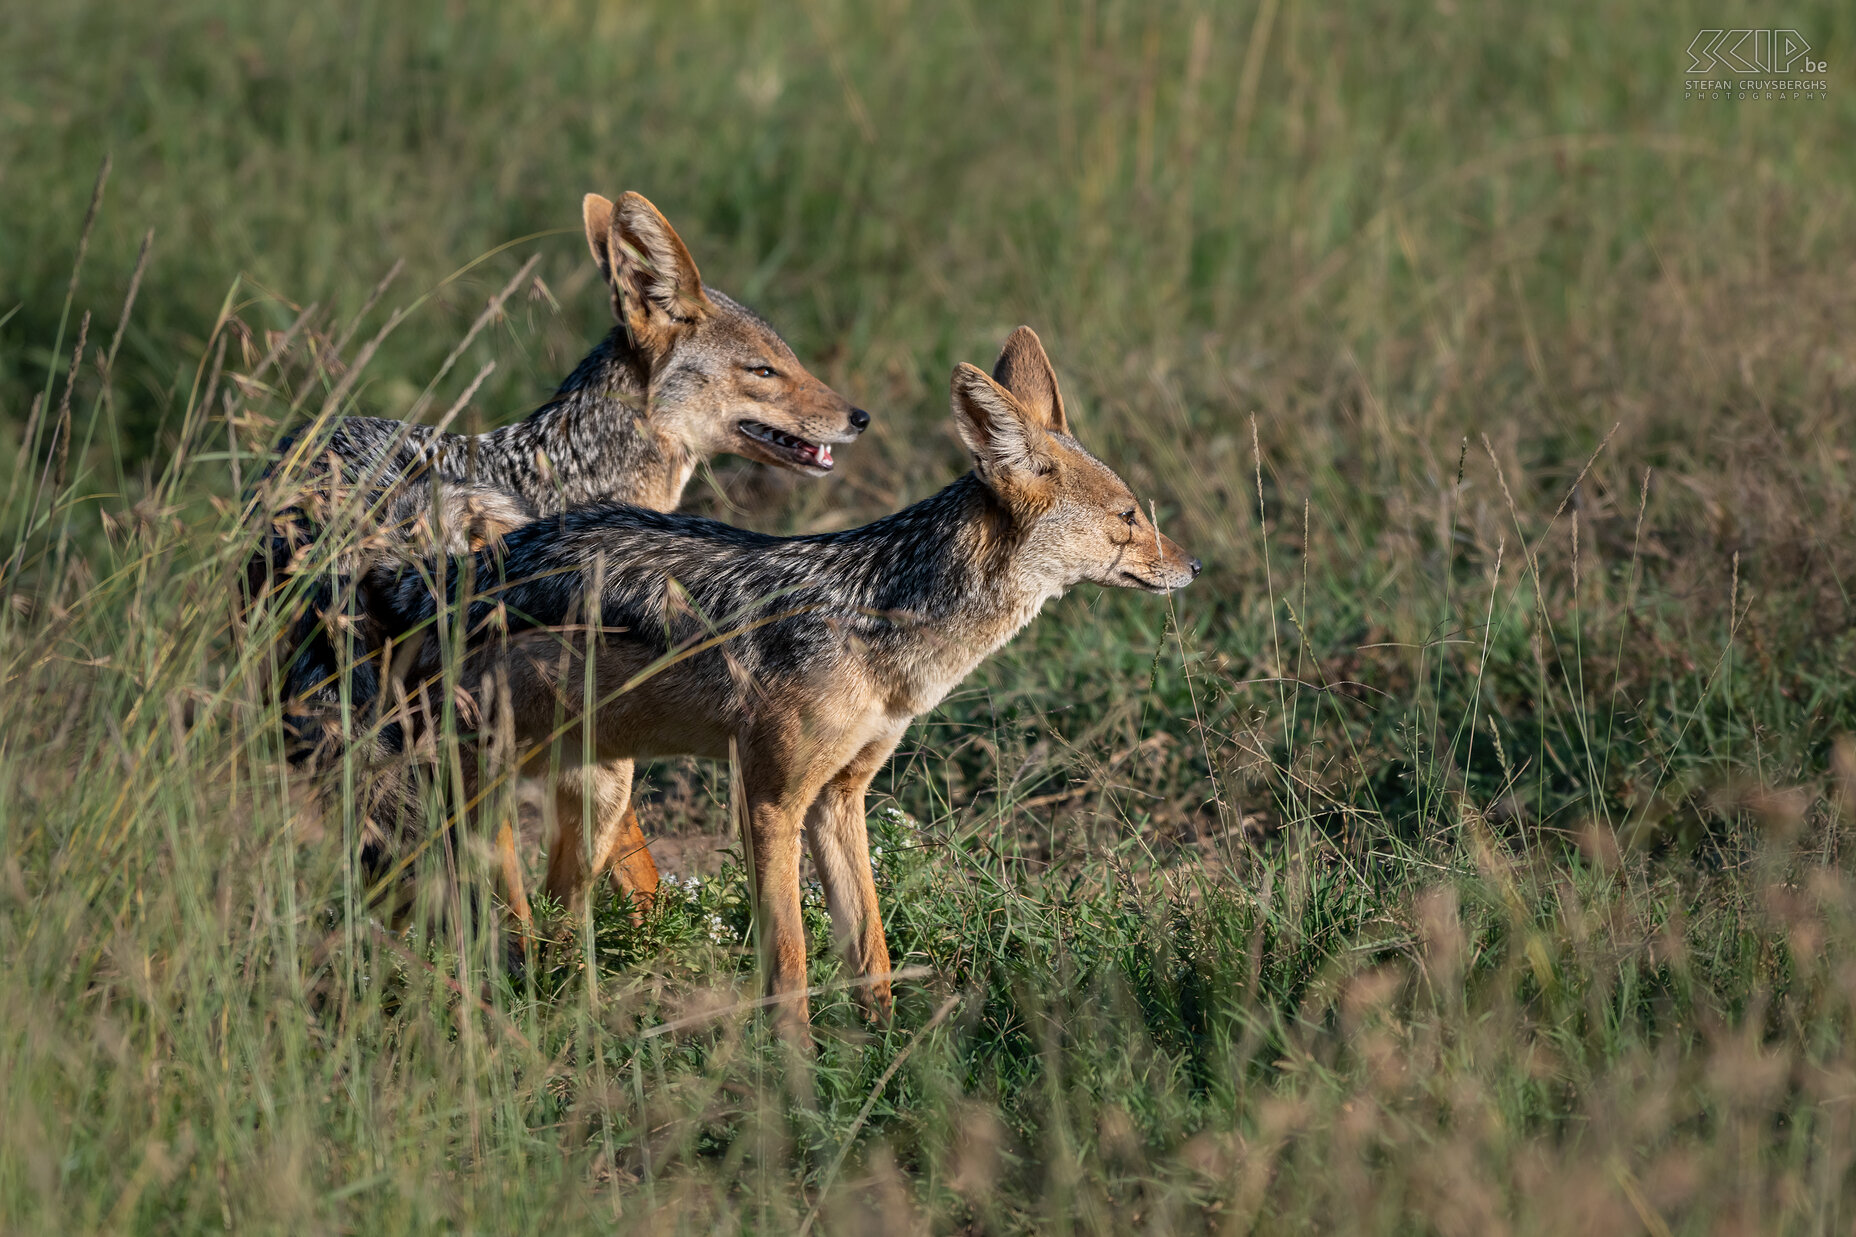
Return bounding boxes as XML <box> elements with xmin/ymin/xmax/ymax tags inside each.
<box><xmin>494</xmin><ymin>820</ymin><xmax>534</xmax><ymax>934</ymax></box>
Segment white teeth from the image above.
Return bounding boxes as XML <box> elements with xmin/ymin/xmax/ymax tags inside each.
<box><xmin>742</xmin><ymin>421</ymin><xmax>829</xmax><ymax>465</ymax></box>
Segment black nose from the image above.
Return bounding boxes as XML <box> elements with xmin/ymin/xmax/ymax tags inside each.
<box><xmin>848</xmin><ymin>407</ymin><xmax>870</xmax><ymax>432</ymax></box>
<box><xmin>1188</xmin><ymin>558</ymin><xmax>1203</xmax><ymax>577</ymax></box>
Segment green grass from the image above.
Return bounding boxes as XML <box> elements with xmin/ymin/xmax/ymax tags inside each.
<box><xmin>5</xmin><ymin>0</ymin><xmax>1856</xmax><ymax>1231</ymax></box>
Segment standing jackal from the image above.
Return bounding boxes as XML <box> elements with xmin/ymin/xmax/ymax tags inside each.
<box><xmin>363</xmin><ymin>328</ymin><xmax>1198</xmax><ymax>1024</ymax></box>
<box><xmin>252</xmin><ymin>191</ymin><xmax>868</xmax><ymax>906</ymax></box>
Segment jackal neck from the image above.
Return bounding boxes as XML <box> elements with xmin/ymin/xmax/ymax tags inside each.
<box><xmin>433</xmin><ymin>329</ymin><xmax>689</xmax><ymax>515</ymax></box>
<box><xmin>828</xmin><ymin>475</ymin><xmax>1060</xmax><ymax>708</ymax></box>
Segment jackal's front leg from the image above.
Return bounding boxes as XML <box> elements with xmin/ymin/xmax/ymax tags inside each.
<box><xmin>602</xmin><ymin>799</ymin><xmax>661</xmax><ymax>912</ymax></box>
<box><xmin>741</xmin><ymin>789</ymin><xmax>811</xmax><ymax>1031</ymax></box>
<box><xmin>804</xmin><ymin>731</ymin><xmax>903</xmax><ymax>1021</ymax></box>
<box><xmin>545</xmin><ymin>760</ymin><xmax>634</xmax><ymax>914</ymax></box>
<box><xmin>573</xmin><ymin>757</ymin><xmax>660</xmax><ymax>919</ymax></box>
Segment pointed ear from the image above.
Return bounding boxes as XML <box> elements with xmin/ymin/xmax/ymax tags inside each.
<box><xmin>990</xmin><ymin>326</ymin><xmax>1068</xmax><ymax>435</ymax></box>
<box><xmin>950</xmin><ymin>363</ymin><xmax>1057</xmax><ymax>491</ymax></box>
<box><xmin>606</xmin><ymin>191</ymin><xmax>712</xmax><ymax>358</ymax></box>
<box><xmin>582</xmin><ymin>193</ymin><xmax>617</xmax><ymax>286</ymax></box>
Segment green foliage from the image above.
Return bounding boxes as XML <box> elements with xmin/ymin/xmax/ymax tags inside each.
<box><xmin>4</xmin><ymin>0</ymin><xmax>1856</xmax><ymax>1232</ymax></box>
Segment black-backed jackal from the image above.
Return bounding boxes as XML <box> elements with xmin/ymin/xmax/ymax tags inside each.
<box><xmin>364</xmin><ymin>328</ymin><xmax>1197</xmax><ymax>1026</ymax></box>
<box><xmin>250</xmin><ymin>191</ymin><xmax>868</xmax><ymax>909</ymax></box>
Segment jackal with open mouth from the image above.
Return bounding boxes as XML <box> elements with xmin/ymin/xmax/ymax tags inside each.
<box><xmin>362</xmin><ymin>328</ymin><xmax>1198</xmax><ymax>1028</ymax></box>
<box><xmin>252</xmin><ymin>191</ymin><xmax>868</xmax><ymax>906</ymax></box>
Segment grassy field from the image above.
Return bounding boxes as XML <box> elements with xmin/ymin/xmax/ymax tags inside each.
<box><xmin>5</xmin><ymin>0</ymin><xmax>1856</xmax><ymax>1231</ymax></box>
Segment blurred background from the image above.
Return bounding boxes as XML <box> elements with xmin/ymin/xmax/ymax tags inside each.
<box><xmin>7</xmin><ymin>0</ymin><xmax>1851</xmax><ymax>833</ymax></box>
<box><xmin>6</xmin><ymin>1</ymin><xmax>1849</xmax><ymax>525</ymax></box>
<box><xmin>5</xmin><ymin>3</ymin><xmax>1856</xmax><ymax>1230</ymax></box>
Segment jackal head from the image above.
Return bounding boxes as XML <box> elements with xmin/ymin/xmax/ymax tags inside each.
<box><xmin>953</xmin><ymin>327</ymin><xmax>1200</xmax><ymax>596</ymax></box>
<box><xmin>583</xmin><ymin>191</ymin><xmax>869</xmax><ymax>475</ymax></box>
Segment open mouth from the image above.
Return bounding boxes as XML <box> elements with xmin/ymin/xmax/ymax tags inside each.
<box><xmin>739</xmin><ymin>421</ymin><xmax>834</xmax><ymax>471</ymax></box>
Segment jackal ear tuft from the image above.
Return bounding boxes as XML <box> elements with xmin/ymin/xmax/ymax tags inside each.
<box><xmin>951</xmin><ymin>362</ymin><xmax>1056</xmax><ymax>488</ymax></box>
<box><xmin>583</xmin><ymin>194</ymin><xmax>617</xmax><ymax>284</ymax></box>
<box><xmin>990</xmin><ymin>326</ymin><xmax>1068</xmax><ymax>435</ymax></box>
<box><xmin>607</xmin><ymin>192</ymin><xmax>712</xmax><ymax>350</ymax></box>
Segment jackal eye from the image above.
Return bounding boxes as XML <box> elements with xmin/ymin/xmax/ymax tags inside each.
<box><xmin>1119</xmin><ymin>509</ymin><xmax>1138</xmax><ymax>526</ymax></box>
<box><xmin>745</xmin><ymin>365</ymin><xmax>779</xmax><ymax>379</ymax></box>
